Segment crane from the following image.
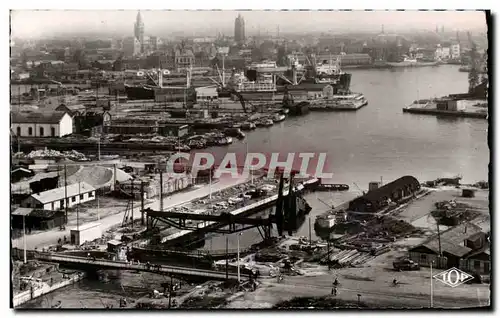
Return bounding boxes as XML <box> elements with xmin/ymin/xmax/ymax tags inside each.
<box><xmin>352</xmin><ymin>182</ymin><xmax>366</xmax><ymax>196</ymax></box>
<box><xmin>317</xmin><ymin>196</ymin><xmax>334</xmax><ymax>209</ymax></box>
<box><xmin>206</xmin><ymin>67</ymin><xmax>257</xmax><ymax>113</ymax></box>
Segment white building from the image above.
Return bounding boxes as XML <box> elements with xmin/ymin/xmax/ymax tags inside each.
<box><xmin>451</xmin><ymin>43</ymin><xmax>461</xmax><ymax>60</ymax></box>
<box><xmin>435</xmin><ymin>46</ymin><xmax>451</xmax><ymax>60</ymax></box>
<box><xmin>195</xmin><ymin>86</ymin><xmax>219</xmax><ymax>104</ymax></box>
<box><xmin>11</xmin><ymin>111</ymin><xmax>73</xmax><ymax>138</ymax></box>
<box><xmin>21</xmin><ymin>182</ymin><xmax>96</xmax><ymax>211</ymax></box>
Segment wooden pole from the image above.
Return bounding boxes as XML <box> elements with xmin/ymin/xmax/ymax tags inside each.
<box><xmin>141</xmin><ymin>181</ymin><xmax>145</xmax><ymax>225</ymax></box>
<box><xmin>225</xmin><ymin>236</ymin><xmax>229</xmax><ymax>281</ymax></box>
<box><xmin>160</xmin><ymin>171</ymin><xmax>164</xmax><ymax>212</ymax></box>
<box><xmin>131</xmin><ymin>180</ymin><xmax>134</xmax><ymax>227</ymax></box>
<box><xmin>64</xmin><ymin>165</ymin><xmax>68</xmax><ymax>224</ymax></box>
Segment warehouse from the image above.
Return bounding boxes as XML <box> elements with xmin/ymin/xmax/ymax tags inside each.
<box><xmin>348</xmin><ymin>175</ymin><xmax>420</xmax><ymax>212</ymax></box>
<box><xmin>21</xmin><ymin>182</ymin><xmax>96</xmax><ymax>211</ymax></box>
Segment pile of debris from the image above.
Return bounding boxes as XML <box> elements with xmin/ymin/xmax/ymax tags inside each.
<box><xmin>274</xmin><ymin>296</ymin><xmax>368</xmax><ymax>309</ymax></box>
<box><xmin>26</xmin><ymin>149</ymin><xmax>88</xmax><ymax>161</ymax></box>
<box><xmin>431</xmin><ymin>200</ymin><xmax>481</xmax><ymax>226</ymax></box>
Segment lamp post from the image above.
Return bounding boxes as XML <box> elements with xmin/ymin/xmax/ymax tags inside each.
<box><xmin>23</xmin><ymin>214</ymin><xmax>27</xmax><ymax>264</ymax></box>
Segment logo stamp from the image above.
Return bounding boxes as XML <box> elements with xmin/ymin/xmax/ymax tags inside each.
<box><xmin>433</xmin><ymin>267</ymin><xmax>474</xmax><ymax>287</ymax></box>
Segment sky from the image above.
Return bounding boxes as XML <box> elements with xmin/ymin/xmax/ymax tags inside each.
<box><xmin>10</xmin><ymin>10</ymin><xmax>488</xmax><ymax>39</ymax></box>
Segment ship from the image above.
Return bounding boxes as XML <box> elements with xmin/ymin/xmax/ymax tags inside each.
<box><xmin>223</xmin><ymin>57</ymin><xmax>352</xmax><ymax>101</ymax></box>
<box><xmin>386</xmin><ymin>56</ymin><xmax>439</xmax><ymax>68</ymax></box>
<box><xmin>314</xmin><ymin>210</ymin><xmax>348</xmax><ymax>231</ymax></box>
<box><xmin>124</xmin><ymin>68</ymin><xmax>196</xmax><ymax>102</ymax></box>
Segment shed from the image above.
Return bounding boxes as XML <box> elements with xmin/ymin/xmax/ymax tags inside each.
<box><xmin>107</xmin><ymin>239</ymin><xmax>123</xmax><ymax>253</ymax></box>
<box><xmin>11</xmin><ymin>207</ymin><xmax>65</xmax><ymax>231</ymax></box>
<box><xmin>348</xmin><ymin>176</ymin><xmax>420</xmax><ymax>212</ymax></box>
<box><xmin>462</xmin><ymin>188</ymin><xmax>476</xmax><ymax>198</ymax></box>
<box><xmin>11</xmin><ymin>111</ymin><xmax>73</xmax><ymax>137</ymax></box>
<box><xmin>70</xmin><ymin>222</ymin><xmax>102</xmax><ymax>245</ymax></box>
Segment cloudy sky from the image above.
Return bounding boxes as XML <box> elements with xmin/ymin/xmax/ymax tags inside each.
<box><xmin>10</xmin><ymin>10</ymin><xmax>487</xmax><ymax>38</ymax></box>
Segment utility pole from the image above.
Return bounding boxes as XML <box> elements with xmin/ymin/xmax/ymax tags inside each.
<box><xmin>64</xmin><ymin>165</ymin><xmax>68</xmax><ymax>224</ymax></box>
<box><xmin>327</xmin><ymin>238</ymin><xmax>331</xmax><ymax>270</ymax></box>
<box><xmin>131</xmin><ymin>180</ymin><xmax>134</xmax><ymax>227</ymax></box>
<box><xmin>309</xmin><ymin>216</ymin><xmax>312</xmax><ymax>246</ymax></box>
<box><xmin>77</xmin><ymin>182</ymin><xmax>81</xmax><ymax>231</ymax></box>
<box><xmin>430</xmin><ymin>261</ymin><xmax>434</xmax><ymax>308</ymax></box>
<box><xmin>237</xmin><ymin>233</ymin><xmax>242</xmax><ymax>283</ymax></box>
<box><xmin>23</xmin><ymin>215</ymin><xmax>27</xmax><ymax>264</ymax></box>
<box><xmin>160</xmin><ymin>170</ymin><xmax>164</xmax><ymax>212</ymax></box>
<box><xmin>437</xmin><ymin>222</ymin><xmax>442</xmax><ymax>256</ymax></box>
<box><xmin>225</xmin><ymin>236</ymin><xmax>229</xmax><ymax>281</ymax></box>
<box><xmin>140</xmin><ymin>181</ymin><xmax>145</xmax><ymax>225</ymax></box>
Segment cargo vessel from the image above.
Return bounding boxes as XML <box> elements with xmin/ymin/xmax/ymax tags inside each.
<box><xmin>386</xmin><ymin>56</ymin><xmax>439</xmax><ymax>68</ymax></box>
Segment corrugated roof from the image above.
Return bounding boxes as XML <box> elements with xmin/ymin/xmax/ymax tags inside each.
<box><xmin>31</xmin><ymin>182</ymin><xmax>95</xmax><ymax>204</ymax></box>
<box><xmin>416</xmin><ymin>223</ymin><xmax>483</xmax><ymax>257</ymax></box>
<box><xmin>12</xmin><ymin>207</ymin><xmax>33</xmax><ymax>216</ymax></box>
<box><xmin>356</xmin><ymin>176</ymin><xmax>420</xmax><ymax>202</ymax></box>
<box><xmin>11</xmin><ymin>111</ymin><xmax>69</xmax><ymax>124</ymax></box>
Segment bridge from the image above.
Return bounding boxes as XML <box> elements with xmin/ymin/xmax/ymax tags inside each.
<box><xmin>34</xmin><ymin>253</ymin><xmax>250</xmax><ymax>281</ymax></box>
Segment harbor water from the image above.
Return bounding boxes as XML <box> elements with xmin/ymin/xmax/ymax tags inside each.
<box><xmin>20</xmin><ymin>64</ymin><xmax>489</xmax><ymax>308</ymax></box>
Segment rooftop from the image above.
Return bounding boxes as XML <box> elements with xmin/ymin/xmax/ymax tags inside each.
<box><xmin>11</xmin><ymin>111</ymin><xmax>69</xmax><ymax>124</ymax></box>
<box><xmin>31</xmin><ymin>181</ymin><xmax>96</xmax><ymax>204</ymax></box>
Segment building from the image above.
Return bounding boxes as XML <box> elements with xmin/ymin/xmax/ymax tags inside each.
<box><xmin>134</xmin><ymin>11</ymin><xmax>145</xmax><ymax>53</ymax></box>
<box><xmin>460</xmin><ymin>246</ymin><xmax>490</xmax><ymax>275</ymax></box>
<box><xmin>149</xmin><ymin>36</ymin><xmax>160</xmax><ymax>51</ymax></box>
<box><xmin>158</xmin><ymin>123</ymin><xmax>189</xmax><ymax>138</ymax></box>
<box><xmin>70</xmin><ymin>222</ymin><xmax>102</xmax><ymax>245</ymax></box>
<box><xmin>195</xmin><ymin>86</ymin><xmax>219</xmax><ymax>104</ymax></box>
<box><xmin>123</xmin><ymin>37</ymin><xmax>141</xmax><ymax>57</ymax></box>
<box><xmin>348</xmin><ymin>176</ymin><xmax>420</xmax><ymax>213</ymax></box>
<box><xmin>409</xmin><ymin>223</ymin><xmax>486</xmax><ymax>269</ymax></box>
<box><xmin>21</xmin><ymin>182</ymin><xmax>96</xmax><ymax>211</ymax></box>
<box><xmin>234</xmin><ymin>14</ymin><xmax>245</xmax><ymax>45</ymax></box>
<box><xmin>451</xmin><ymin>43</ymin><xmax>461</xmax><ymax>60</ymax></box>
<box><xmin>174</xmin><ymin>47</ymin><xmax>195</xmax><ymax>72</ymax></box>
<box><xmin>11</xmin><ymin>111</ymin><xmax>73</xmax><ymax>138</ymax></box>
<box><xmin>11</xmin><ymin>207</ymin><xmax>65</xmax><ymax>231</ymax></box>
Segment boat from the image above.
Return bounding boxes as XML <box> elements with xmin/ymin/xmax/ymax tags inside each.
<box><xmin>315</xmin><ymin>215</ymin><xmax>336</xmax><ymax>229</ymax></box>
<box><xmin>315</xmin><ymin>183</ymin><xmax>350</xmax><ymax>191</ymax></box>
<box><xmin>314</xmin><ymin>210</ymin><xmax>348</xmax><ymax>231</ymax></box>
<box><xmin>273</xmin><ymin>113</ymin><xmax>286</xmax><ymax>122</ymax></box>
<box><xmin>241</xmin><ymin>122</ymin><xmax>257</xmax><ymax>131</ymax></box>
<box><xmin>216</xmin><ymin>136</ymin><xmax>233</xmax><ymax>146</ymax></box>
<box><xmin>386</xmin><ymin>56</ymin><xmax>439</xmax><ymax>68</ymax></box>
<box><xmin>255</xmin><ymin>119</ymin><xmax>274</xmax><ymax>127</ymax></box>
<box><xmin>124</xmin><ymin>68</ymin><xmax>195</xmax><ymax>101</ymax></box>
<box><xmin>223</xmin><ymin>128</ymin><xmax>245</xmax><ymax>139</ymax></box>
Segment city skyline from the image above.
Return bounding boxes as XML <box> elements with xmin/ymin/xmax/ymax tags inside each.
<box><xmin>10</xmin><ymin>10</ymin><xmax>487</xmax><ymax>39</ymax></box>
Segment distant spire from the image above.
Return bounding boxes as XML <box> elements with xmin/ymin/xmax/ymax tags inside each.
<box><xmin>381</xmin><ymin>24</ymin><xmax>385</xmax><ymax>34</ymax></box>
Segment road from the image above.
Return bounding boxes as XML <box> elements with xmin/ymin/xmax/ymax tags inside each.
<box><xmin>227</xmin><ymin>273</ymin><xmax>490</xmax><ymax>309</ymax></box>
<box><xmin>12</xmin><ymin>176</ymin><xmax>249</xmax><ymax>250</ymax></box>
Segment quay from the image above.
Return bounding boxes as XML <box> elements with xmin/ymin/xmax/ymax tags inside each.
<box><xmin>403</xmin><ymin>98</ymin><xmax>488</xmax><ymax>119</ymax></box>
<box><xmin>13</xmin><ymin>271</ymin><xmax>85</xmax><ymax>308</ymax></box>
<box><xmin>402</xmin><ymin>106</ymin><xmax>487</xmax><ymax>119</ymax></box>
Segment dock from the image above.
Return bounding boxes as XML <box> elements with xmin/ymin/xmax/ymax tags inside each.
<box><xmin>403</xmin><ymin>107</ymin><xmax>487</xmax><ymax>119</ymax></box>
